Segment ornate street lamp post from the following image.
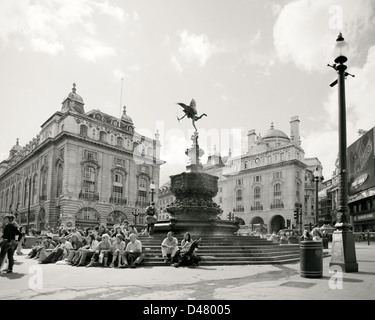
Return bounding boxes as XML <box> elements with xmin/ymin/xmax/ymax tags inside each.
<box><xmin>132</xmin><ymin>207</ymin><xmax>139</xmax><ymax>227</ymax></box>
<box><xmin>313</xmin><ymin>167</ymin><xmax>324</xmax><ymax>226</ymax></box>
<box><xmin>328</xmin><ymin>33</ymin><xmax>358</xmax><ymax>272</ymax></box>
<box><xmin>149</xmin><ymin>181</ymin><xmax>156</xmax><ymax>203</ymax></box>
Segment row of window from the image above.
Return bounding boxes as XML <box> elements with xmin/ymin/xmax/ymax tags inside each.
<box><xmin>234</xmin><ymin>182</ymin><xmax>301</xmax><ymax>208</ymax></box>
<box><xmin>80</xmin><ymin>124</ymin><xmax>132</xmax><ymax>149</ymax></box>
<box><xmin>235</xmin><ymin>172</ymin><xmax>283</xmax><ymax>187</ymax></box>
<box><xmin>0</xmin><ymin>170</ymin><xmax>48</xmax><ymax>212</ymax></box>
<box><xmin>242</xmin><ymin>152</ymin><xmax>302</xmax><ymax>168</ymax></box>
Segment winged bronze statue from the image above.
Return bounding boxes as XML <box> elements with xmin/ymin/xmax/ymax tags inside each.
<box><xmin>176</xmin><ymin>99</ymin><xmax>207</xmax><ymax>131</ymax></box>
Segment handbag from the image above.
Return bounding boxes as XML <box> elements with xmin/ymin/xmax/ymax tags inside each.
<box><xmin>146</xmin><ymin>215</ymin><xmax>158</xmax><ymax>224</ymax></box>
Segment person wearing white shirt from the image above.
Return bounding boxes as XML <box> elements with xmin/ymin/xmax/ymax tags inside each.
<box><xmin>161</xmin><ymin>231</ymin><xmax>179</xmax><ymax>263</ymax></box>
<box><xmin>120</xmin><ymin>234</ymin><xmax>144</xmax><ymax>268</ymax></box>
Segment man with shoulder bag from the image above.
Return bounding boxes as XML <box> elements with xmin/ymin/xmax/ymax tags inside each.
<box><xmin>145</xmin><ymin>202</ymin><xmax>157</xmax><ymax>237</ymax></box>
<box><xmin>0</xmin><ymin>214</ymin><xmax>22</xmax><ymax>273</ymax></box>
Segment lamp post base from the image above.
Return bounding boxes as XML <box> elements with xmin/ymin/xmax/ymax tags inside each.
<box><xmin>329</xmin><ymin>223</ymin><xmax>358</xmax><ymax>272</ymax></box>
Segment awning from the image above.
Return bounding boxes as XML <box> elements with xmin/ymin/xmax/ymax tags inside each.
<box><xmin>348</xmin><ymin>187</ymin><xmax>375</xmax><ymax>203</ymax></box>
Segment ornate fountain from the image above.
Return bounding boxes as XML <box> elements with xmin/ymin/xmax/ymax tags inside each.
<box><xmin>155</xmin><ymin>99</ymin><xmax>239</xmax><ymax>236</ymax></box>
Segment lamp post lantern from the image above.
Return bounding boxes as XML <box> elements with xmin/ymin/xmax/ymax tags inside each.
<box><xmin>132</xmin><ymin>206</ymin><xmax>139</xmax><ymax>227</ymax></box>
<box><xmin>313</xmin><ymin>166</ymin><xmax>324</xmax><ymax>226</ymax></box>
<box><xmin>149</xmin><ymin>181</ymin><xmax>156</xmax><ymax>203</ymax></box>
<box><xmin>328</xmin><ymin>32</ymin><xmax>358</xmax><ymax>272</ymax></box>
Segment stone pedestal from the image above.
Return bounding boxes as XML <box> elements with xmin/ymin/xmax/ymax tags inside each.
<box><xmin>329</xmin><ymin>223</ymin><xmax>358</xmax><ymax>272</ymax></box>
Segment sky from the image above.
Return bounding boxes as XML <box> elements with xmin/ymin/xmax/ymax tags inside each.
<box><xmin>0</xmin><ymin>0</ymin><xmax>375</xmax><ymax>186</ymax></box>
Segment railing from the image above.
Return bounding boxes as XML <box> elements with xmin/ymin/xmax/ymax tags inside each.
<box><xmin>79</xmin><ymin>192</ymin><xmax>99</xmax><ymax>201</ymax></box>
<box><xmin>251</xmin><ymin>205</ymin><xmax>263</xmax><ymax>211</ymax></box>
<box><xmin>271</xmin><ymin>203</ymin><xmax>284</xmax><ymax>209</ymax></box>
<box><xmin>109</xmin><ymin>197</ymin><xmax>127</xmax><ymax>205</ymax></box>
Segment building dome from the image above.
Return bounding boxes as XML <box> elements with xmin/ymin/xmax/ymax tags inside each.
<box><xmin>121</xmin><ymin>106</ymin><xmax>133</xmax><ymax>124</ymax></box>
<box><xmin>61</xmin><ymin>83</ymin><xmax>85</xmax><ymax>114</ymax></box>
<box><xmin>262</xmin><ymin>123</ymin><xmax>289</xmax><ymax>141</ymax></box>
<box><xmin>64</xmin><ymin>83</ymin><xmax>84</xmax><ymax>104</ymax></box>
<box><xmin>7</xmin><ymin>138</ymin><xmax>22</xmax><ymax>160</ymax></box>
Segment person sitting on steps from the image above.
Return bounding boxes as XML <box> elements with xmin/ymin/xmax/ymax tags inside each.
<box><xmin>120</xmin><ymin>233</ymin><xmax>144</xmax><ymax>268</ymax></box>
<box><xmin>174</xmin><ymin>234</ymin><xmax>201</xmax><ymax>268</ymax></box>
<box><xmin>86</xmin><ymin>234</ymin><xmax>112</xmax><ymax>268</ymax></box>
<box><xmin>161</xmin><ymin>231</ymin><xmax>179</xmax><ymax>264</ymax></box>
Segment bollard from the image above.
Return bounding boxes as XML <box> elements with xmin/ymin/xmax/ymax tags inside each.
<box><xmin>300</xmin><ymin>240</ymin><xmax>323</xmax><ymax>278</ymax></box>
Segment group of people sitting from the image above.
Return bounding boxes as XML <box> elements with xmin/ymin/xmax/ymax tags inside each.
<box><xmin>27</xmin><ymin>222</ymin><xmax>201</xmax><ymax>268</ymax></box>
<box><xmin>27</xmin><ymin>222</ymin><xmax>144</xmax><ymax>268</ymax></box>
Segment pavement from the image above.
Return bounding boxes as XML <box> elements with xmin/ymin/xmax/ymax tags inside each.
<box><xmin>0</xmin><ymin>242</ymin><xmax>374</xmax><ymax>301</ymax></box>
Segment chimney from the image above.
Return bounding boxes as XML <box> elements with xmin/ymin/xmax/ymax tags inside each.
<box><xmin>247</xmin><ymin>130</ymin><xmax>256</xmax><ymax>151</ymax></box>
<box><xmin>290</xmin><ymin>116</ymin><xmax>301</xmax><ymax>145</ymax></box>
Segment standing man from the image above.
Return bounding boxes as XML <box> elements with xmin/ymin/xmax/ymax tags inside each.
<box><xmin>161</xmin><ymin>231</ymin><xmax>179</xmax><ymax>263</ymax></box>
<box><xmin>0</xmin><ymin>214</ymin><xmax>22</xmax><ymax>273</ymax></box>
<box><xmin>145</xmin><ymin>202</ymin><xmax>157</xmax><ymax>237</ymax></box>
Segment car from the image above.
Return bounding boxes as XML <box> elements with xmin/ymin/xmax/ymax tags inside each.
<box><xmin>277</xmin><ymin>229</ymin><xmax>301</xmax><ymax>244</ymax></box>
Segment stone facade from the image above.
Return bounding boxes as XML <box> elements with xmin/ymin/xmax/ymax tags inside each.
<box><xmin>203</xmin><ymin>117</ymin><xmax>321</xmax><ymax>233</ymax></box>
<box><xmin>0</xmin><ymin>84</ymin><xmax>164</xmax><ymax>232</ymax></box>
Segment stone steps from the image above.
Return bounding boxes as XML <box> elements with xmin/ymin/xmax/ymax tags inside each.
<box><xmin>133</xmin><ymin>235</ymin><xmax>302</xmax><ymax>266</ymax></box>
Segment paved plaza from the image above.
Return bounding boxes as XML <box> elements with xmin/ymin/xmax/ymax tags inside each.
<box><xmin>0</xmin><ymin>242</ymin><xmax>374</xmax><ymax>301</ymax></box>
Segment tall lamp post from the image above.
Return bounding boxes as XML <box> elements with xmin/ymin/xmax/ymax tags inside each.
<box><xmin>313</xmin><ymin>167</ymin><xmax>324</xmax><ymax>227</ymax></box>
<box><xmin>328</xmin><ymin>32</ymin><xmax>358</xmax><ymax>272</ymax></box>
<box><xmin>149</xmin><ymin>181</ymin><xmax>156</xmax><ymax>203</ymax></box>
<box><xmin>132</xmin><ymin>206</ymin><xmax>139</xmax><ymax>227</ymax></box>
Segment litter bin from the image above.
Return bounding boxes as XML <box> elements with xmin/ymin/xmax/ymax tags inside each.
<box><xmin>300</xmin><ymin>240</ymin><xmax>323</xmax><ymax>278</ymax></box>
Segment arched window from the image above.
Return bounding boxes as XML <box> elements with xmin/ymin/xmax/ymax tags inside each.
<box><xmin>41</xmin><ymin>170</ymin><xmax>48</xmax><ymax>200</ymax></box>
<box><xmin>296</xmin><ymin>182</ymin><xmax>300</xmax><ymax>204</ymax></box>
<box><xmin>56</xmin><ymin>164</ymin><xmax>63</xmax><ymax>197</ymax></box>
<box><xmin>76</xmin><ymin>207</ymin><xmax>100</xmax><ymax>221</ymax></box>
<box><xmin>83</xmin><ymin>165</ymin><xmax>96</xmax><ymax>199</ymax></box>
<box><xmin>80</xmin><ymin>124</ymin><xmax>88</xmax><ymax>136</ymax></box>
<box><xmin>139</xmin><ymin>178</ymin><xmax>147</xmax><ymax>188</ymax></box>
<box><xmin>117</xmin><ymin>137</ymin><xmax>124</xmax><ymax>147</ymax></box>
<box><xmin>17</xmin><ymin>182</ymin><xmax>22</xmax><ymax>207</ymax></box>
<box><xmin>99</xmin><ymin>131</ymin><xmax>107</xmax><ymax>143</ymax></box>
<box><xmin>111</xmin><ymin>170</ymin><xmax>126</xmax><ymax>204</ymax></box>
<box><xmin>272</xmin><ymin>183</ymin><xmax>283</xmax><ymax>208</ymax></box>
<box><xmin>32</xmin><ymin>174</ymin><xmax>38</xmax><ymax>204</ymax></box>
<box><xmin>10</xmin><ymin>186</ymin><xmax>15</xmax><ymax>210</ymax></box>
<box><xmin>5</xmin><ymin>189</ymin><xmax>9</xmax><ymax>211</ymax></box>
<box><xmin>0</xmin><ymin>191</ymin><xmax>3</xmax><ymax>211</ymax></box>
<box><xmin>24</xmin><ymin>179</ymin><xmax>29</xmax><ymax>207</ymax></box>
<box><xmin>253</xmin><ymin>186</ymin><xmax>262</xmax><ymax>210</ymax></box>
<box><xmin>274</xmin><ymin>183</ymin><xmax>281</xmax><ymax>197</ymax></box>
<box><xmin>236</xmin><ymin>189</ymin><xmax>242</xmax><ymax>201</ymax></box>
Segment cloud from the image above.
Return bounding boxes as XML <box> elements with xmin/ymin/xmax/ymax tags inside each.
<box><xmin>30</xmin><ymin>37</ymin><xmax>64</xmax><ymax>55</ymax></box>
<box><xmin>0</xmin><ymin>0</ymin><xmax>127</xmax><ymax>58</ymax></box>
<box><xmin>92</xmin><ymin>1</ymin><xmax>127</xmax><ymax>22</ymax></box>
<box><xmin>273</xmin><ymin>0</ymin><xmax>375</xmax><ymax>73</ymax></box>
<box><xmin>176</xmin><ymin>29</ymin><xmax>220</xmax><ymax>66</ymax></box>
<box><xmin>77</xmin><ymin>38</ymin><xmax>116</xmax><ymax>62</ymax></box>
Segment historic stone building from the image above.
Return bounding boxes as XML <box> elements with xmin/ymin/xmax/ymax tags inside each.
<box><xmin>203</xmin><ymin>116</ymin><xmax>321</xmax><ymax>233</ymax></box>
<box><xmin>0</xmin><ymin>84</ymin><xmax>164</xmax><ymax>232</ymax></box>
<box><xmin>157</xmin><ymin>181</ymin><xmax>175</xmax><ymax>220</ymax></box>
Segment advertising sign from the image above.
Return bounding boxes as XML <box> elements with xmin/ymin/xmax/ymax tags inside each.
<box><xmin>348</xmin><ymin>128</ymin><xmax>375</xmax><ymax>196</ymax></box>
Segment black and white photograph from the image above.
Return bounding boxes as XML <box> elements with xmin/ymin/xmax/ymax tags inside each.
<box><xmin>0</xmin><ymin>0</ymin><xmax>374</xmax><ymax>310</ymax></box>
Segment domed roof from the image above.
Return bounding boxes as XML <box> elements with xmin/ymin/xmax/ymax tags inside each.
<box><xmin>64</xmin><ymin>83</ymin><xmax>84</xmax><ymax>104</ymax></box>
<box><xmin>121</xmin><ymin>106</ymin><xmax>133</xmax><ymax>124</ymax></box>
<box><xmin>11</xmin><ymin>138</ymin><xmax>22</xmax><ymax>152</ymax></box>
<box><xmin>262</xmin><ymin>123</ymin><xmax>289</xmax><ymax>140</ymax></box>
<box><xmin>61</xmin><ymin>83</ymin><xmax>85</xmax><ymax>114</ymax></box>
